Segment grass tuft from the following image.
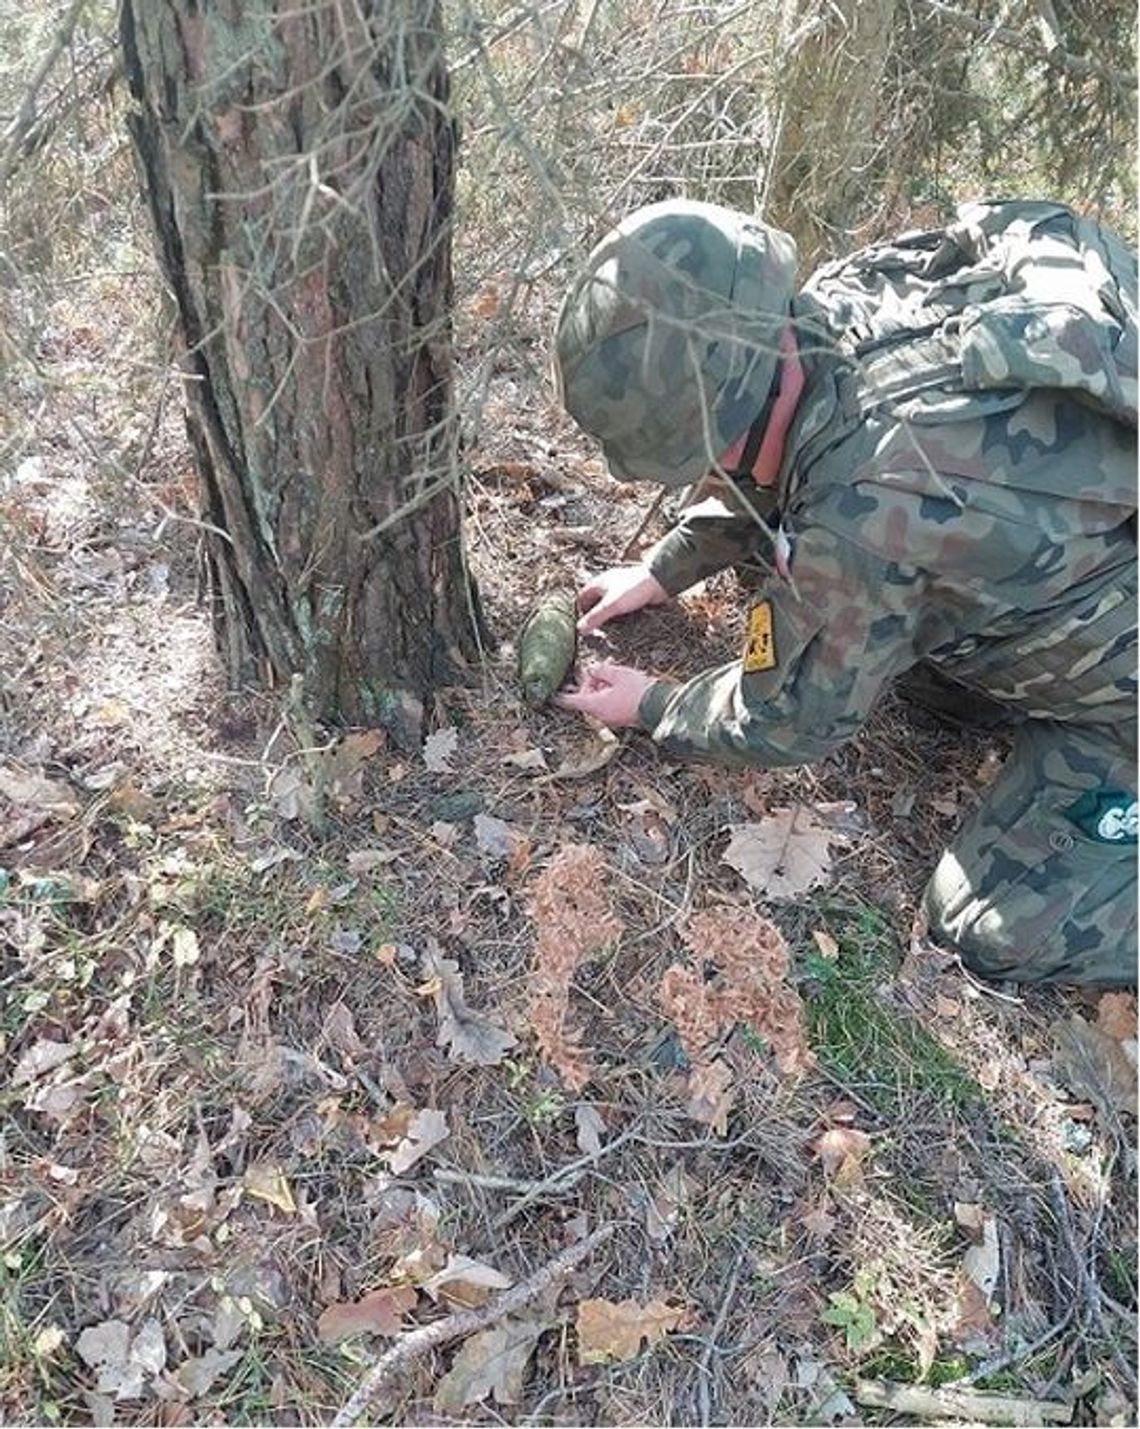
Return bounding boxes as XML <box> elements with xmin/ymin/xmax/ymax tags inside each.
<box><xmin>804</xmin><ymin>901</ymin><xmax>982</xmax><ymax>1115</ymax></box>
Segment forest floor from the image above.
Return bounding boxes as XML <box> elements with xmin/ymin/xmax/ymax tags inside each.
<box><xmin>1</xmin><ymin>244</ymin><xmax>1137</xmax><ymax>1429</ymax></box>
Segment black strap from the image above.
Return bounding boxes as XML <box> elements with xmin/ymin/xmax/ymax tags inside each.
<box><xmin>726</xmin><ymin>358</ymin><xmax>782</xmax><ymax>485</ymax></box>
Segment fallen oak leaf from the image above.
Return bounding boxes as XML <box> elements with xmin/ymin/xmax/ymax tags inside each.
<box><xmin>317</xmin><ymin>1286</ymin><xmax>418</xmax><ymax>1343</ymax></box>
<box><xmin>422</xmin><ymin>1254</ymin><xmax>513</xmax><ymax>1308</ymax></box>
<box><xmin>814</xmin><ymin>1127</ymin><xmax>872</xmax><ymax>1185</ymax></box>
<box><xmin>384</xmin><ymin>1108</ymin><xmax>449</xmax><ymax>1175</ymax></box>
<box><xmin>421</xmin><ymin>943</ymin><xmax>517</xmax><ymax>1067</ymax></box>
<box><xmin>242</xmin><ymin>1163</ymin><xmax>297</xmax><ymax>1216</ymax></box>
<box><xmin>13</xmin><ymin>1038</ymin><xmax>77</xmax><ymax>1087</ymax></box>
<box><xmin>722</xmin><ymin>807</ymin><xmax>835</xmax><ymax>899</ymax></box>
<box><xmin>1052</xmin><ymin>1013</ymin><xmax>1137</xmax><ymax>1117</ymax></box>
<box><xmin>576</xmin><ymin>1297</ymin><xmax>683</xmax><ymax>1365</ymax></box>
<box><xmin>545</xmin><ymin>727</ymin><xmax>622</xmax><ymax>781</ymax></box>
<box><xmin>423</xmin><ymin>727</ymin><xmax>459</xmax><ymax>773</ymax></box>
<box><xmin>75</xmin><ymin>1316</ymin><xmax>166</xmax><ymax>1401</ymax></box>
<box><xmin>574</xmin><ymin>1103</ymin><xmax>606</xmax><ymax>1156</ymax></box>
<box><xmin>685</xmin><ymin>1058</ymin><xmax>734</xmax><ymax>1135</ymax></box>
<box><xmin>174</xmin><ymin>1347</ymin><xmax>243</xmax><ymax>1398</ymax></box>
<box><xmin>962</xmin><ymin>1214</ymin><xmax>1001</xmax><ymax>1304</ymax></box>
<box><xmin>1096</xmin><ymin>991</ymin><xmax>1137</xmax><ymax>1042</ymax></box>
<box><xmin>0</xmin><ymin>764</ymin><xmax>81</xmax><ymax>847</ymax></box>
<box><xmin>432</xmin><ymin>1318</ymin><xmax>546</xmax><ymax>1414</ymax></box>
<box><xmin>473</xmin><ymin>812</ymin><xmax>527</xmax><ymax>860</ymax></box>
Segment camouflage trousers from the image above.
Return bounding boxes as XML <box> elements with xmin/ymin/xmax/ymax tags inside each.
<box><xmin>923</xmin><ymin>719</ymin><xmax>1136</xmax><ymax>986</ymax></box>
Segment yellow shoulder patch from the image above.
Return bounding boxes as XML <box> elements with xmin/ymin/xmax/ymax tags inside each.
<box><xmin>743</xmin><ymin>600</ymin><xmax>777</xmax><ymax>673</ymax></box>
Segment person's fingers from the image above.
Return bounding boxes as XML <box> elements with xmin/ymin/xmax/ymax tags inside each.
<box><xmin>577</xmin><ymin>582</ymin><xmax>604</xmax><ymax>614</ymax></box>
<box><xmin>553</xmin><ymin>689</ymin><xmax>596</xmax><ymax>712</ymax></box>
<box><xmin>577</xmin><ymin>602</ymin><xmax>611</xmax><ymax>633</ymax></box>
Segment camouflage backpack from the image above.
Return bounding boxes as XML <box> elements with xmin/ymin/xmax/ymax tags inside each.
<box><xmin>804</xmin><ymin>199</ymin><xmax>1137</xmax><ymax>444</ymax></box>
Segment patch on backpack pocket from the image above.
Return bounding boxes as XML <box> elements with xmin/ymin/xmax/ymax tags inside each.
<box><xmin>1064</xmin><ymin>790</ymin><xmax>1139</xmax><ymax>844</ymax></box>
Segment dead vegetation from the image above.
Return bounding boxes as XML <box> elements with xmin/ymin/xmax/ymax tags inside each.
<box><xmin>1</xmin><ymin>1</ymin><xmax>1137</xmax><ymax>1426</ymax></box>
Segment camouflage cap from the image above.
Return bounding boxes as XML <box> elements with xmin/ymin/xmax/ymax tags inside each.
<box><xmin>553</xmin><ymin>200</ymin><xmax>798</xmax><ymax>486</ymax></box>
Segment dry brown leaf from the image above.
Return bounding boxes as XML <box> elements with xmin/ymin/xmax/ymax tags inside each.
<box><xmin>174</xmin><ymin>1347</ymin><xmax>243</xmax><ymax>1398</ymax></box>
<box><xmin>548</xmin><ymin>728</ymin><xmax>621</xmax><ymax>780</ymax></box>
<box><xmin>369</xmin><ymin>1103</ymin><xmax>416</xmax><ymax>1146</ymax></box>
<box><xmin>954</xmin><ymin>1202</ymin><xmax>987</xmax><ymax>1238</ymax></box>
<box><xmin>812</xmin><ymin>929</ymin><xmax>840</xmax><ymax>960</ymax></box>
<box><xmin>575</xmin><ymin>1103</ymin><xmax>606</xmax><ymax>1156</ymax></box>
<box><xmin>685</xmin><ymin>1058</ymin><xmax>734</xmax><ymax>1134</ymax></box>
<box><xmin>347</xmin><ymin>848</ymin><xmax>400</xmax><ymax>874</ymax></box>
<box><xmin>1097</xmin><ymin>991</ymin><xmax>1137</xmax><ymax>1041</ymax></box>
<box><xmin>645</xmin><ymin>1161</ymin><xmax>693</xmax><ymax>1244</ymax></box>
<box><xmin>421</xmin><ymin>1254</ymin><xmax>512</xmax><ymax>1306</ymax></box>
<box><xmin>13</xmin><ymin>1038</ymin><xmax>77</xmax><ymax>1087</ymax></box>
<box><xmin>721</xmin><ymin>808</ymin><xmax>834</xmax><ymax>899</ymax></box>
<box><xmin>800</xmin><ymin>1194</ymin><xmax>838</xmax><ymax>1241</ymax></box>
<box><xmin>814</xmin><ymin>1127</ymin><xmax>872</xmax><ymax>1184</ymax></box>
<box><xmin>75</xmin><ymin>1317</ymin><xmax>166</xmax><ymax>1401</ymax></box>
<box><xmin>385</xmin><ymin>1108</ymin><xmax>449</xmax><ymax>1174</ymax></box>
<box><xmin>322</xmin><ymin>729</ymin><xmax>385</xmax><ymax>807</ymax></box>
<box><xmin>0</xmin><ymin>764</ymin><xmax>80</xmax><ymax>847</ymax></box>
<box><xmin>474</xmin><ymin>812</ymin><xmax>526</xmax><ymax>859</ymax></box>
<box><xmin>316</xmin><ymin>1286</ymin><xmax>418</xmax><ymax>1343</ymax></box>
<box><xmin>433</xmin><ymin>1318</ymin><xmax>545</xmax><ymax>1414</ymax></box>
<box><xmin>421</xmin><ymin>944</ymin><xmax>516</xmax><ymax>1067</ymax></box>
<box><xmin>423</xmin><ymin>727</ymin><xmax>459</xmax><ymax>773</ymax></box>
<box><xmin>962</xmin><ymin>1215</ymin><xmax>1001</xmax><ymax>1303</ymax></box>
<box><xmin>242</xmin><ymin>1163</ymin><xmax>296</xmax><ymax>1216</ymax></box>
<box><xmin>469</xmin><ymin>283</ymin><xmax>500</xmax><ymax>320</ymax></box>
<box><xmin>577</xmin><ymin>1297</ymin><xmax>683</xmax><ymax>1365</ymax></box>
<box><xmin>323</xmin><ymin>1001</ymin><xmax>364</xmax><ymax>1061</ymax></box>
<box><xmin>1052</xmin><ymin>1013</ymin><xmax>1138</xmax><ymax>1117</ymax></box>
<box><xmin>950</xmin><ymin>1276</ymin><xmax>998</xmax><ymax>1348</ymax></box>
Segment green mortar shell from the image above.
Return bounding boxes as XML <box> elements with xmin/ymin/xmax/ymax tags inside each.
<box><xmin>518</xmin><ymin>591</ymin><xmax>578</xmax><ymax>706</ymax></box>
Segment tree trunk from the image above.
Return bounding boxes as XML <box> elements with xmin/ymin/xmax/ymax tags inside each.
<box><xmin>763</xmin><ymin>0</ymin><xmax>897</xmax><ymax>268</ymax></box>
<box><xmin>120</xmin><ymin>0</ymin><xmax>481</xmax><ymax>744</ymax></box>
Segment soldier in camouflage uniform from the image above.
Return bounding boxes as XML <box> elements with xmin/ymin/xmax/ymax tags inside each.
<box><xmin>553</xmin><ymin>198</ymin><xmax>1137</xmax><ymax>986</ymax></box>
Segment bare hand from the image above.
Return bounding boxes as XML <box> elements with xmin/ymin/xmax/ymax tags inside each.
<box><xmin>577</xmin><ymin>565</ymin><xmax>670</xmax><ymax>634</ymax></box>
<box><xmin>554</xmin><ymin>660</ymin><xmax>656</xmax><ymax>728</ymax></box>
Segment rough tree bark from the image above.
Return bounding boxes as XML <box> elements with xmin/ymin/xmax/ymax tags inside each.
<box><xmin>764</xmin><ymin>0</ymin><xmax>897</xmax><ymax>268</ymax></box>
<box><xmin>120</xmin><ymin>0</ymin><xmax>482</xmax><ymax>742</ymax></box>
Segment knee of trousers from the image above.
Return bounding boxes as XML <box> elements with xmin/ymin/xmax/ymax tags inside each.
<box><xmin>923</xmin><ymin>811</ymin><xmax>1138</xmax><ymax>987</ymax></box>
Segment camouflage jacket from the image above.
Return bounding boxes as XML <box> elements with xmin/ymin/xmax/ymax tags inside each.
<box><xmin>639</xmin><ymin>202</ymin><xmax>1138</xmax><ymax>767</ymax></box>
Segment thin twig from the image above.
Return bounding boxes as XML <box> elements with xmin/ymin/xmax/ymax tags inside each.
<box><xmin>696</xmin><ymin>1252</ymin><xmax>745</xmax><ymax>1427</ymax></box>
<box><xmin>433</xmin><ymin>1167</ymin><xmax>553</xmax><ymax>1195</ymax></box>
<box><xmin>487</xmin><ymin>1127</ymin><xmax>640</xmax><ymax>1234</ymax></box>
<box><xmin>0</xmin><ymin>0</ymin><xmax>88</xmax><ymax>189</ymax></box>
<box><xmin>917</xmin><ymin>0</ymin><xmax>1134</xmax><ymax>90</ymax></box>
<box><xmin>958</xmin><ymin>1303</ymin><xmax>1076</xmax><ymax>1387</ymax></box>
<box><xmin>619</xmin><ymin>487</ymin><xmax>668</xmax><ymax>560</ymax></box>
<box><xmin>332</xmin><ymin>1223</ymin><xmax>614</xmax><ymax>1427</ymax></box>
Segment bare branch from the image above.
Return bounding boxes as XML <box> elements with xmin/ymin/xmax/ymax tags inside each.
<box><xmin>332</xmin><ymin>1224</ymin><xmax>614</xmax><ymax>1426</ymax></box>
<box><xmin>917</xmin><ymin>0</ymin><xmax>1136</xmax><ymax>90</ymax></box>
<box><xmin>0</xmin><ymin>0</ymin><xmax>90</xmax><ymax>189</ymax></box>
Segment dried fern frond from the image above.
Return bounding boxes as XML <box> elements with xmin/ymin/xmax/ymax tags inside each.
<box><xmin>526</xmin><ymin>843</ymin><xmax>622</xmax><ymax>1090</ymax></box>
<box><xmin>682</xmin><ymin>905</ymin><xmax>814</xmax><ymax>1075</ymax></box>
<box><xmin>657</xmin><ymin>963</ymin><xmax>720</xmax><ymax>1063</ymax></box>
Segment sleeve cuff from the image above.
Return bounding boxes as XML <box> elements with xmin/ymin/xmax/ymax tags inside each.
<box><xmin>638</xmin><ymin>680</ymin><xmax>678</xmax><ymax>731</ymax></box>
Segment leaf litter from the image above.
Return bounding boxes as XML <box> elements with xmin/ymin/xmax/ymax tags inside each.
<box><xmin>7</xmin><ymin>228</ymin><xmax>1137</xmax><ymax>1429</ymax></box>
